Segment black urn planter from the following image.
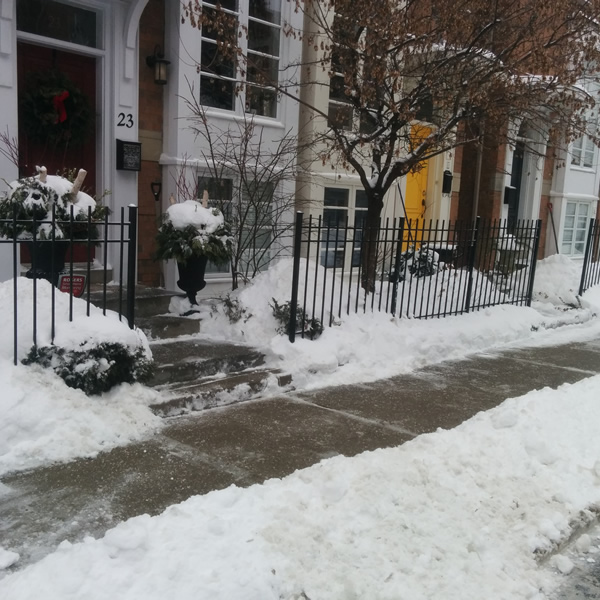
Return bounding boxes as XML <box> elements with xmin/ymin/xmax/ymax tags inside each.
<box><xmin>176</xmin><ymin>254</ymin><xmax>208</xmax><ymax>304</ymax></box>
<box><xmin>25</xmin><ymin>240</ymin><xmax>70</xmax><ymax>286</ymax></box>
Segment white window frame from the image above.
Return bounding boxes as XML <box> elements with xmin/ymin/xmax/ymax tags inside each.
<box><xmin>561</xmin><ymin>200</ymin><xmax>591</xmax><ymax>257</ymax></box>
<box><xmin>198</xmin><ymin>0</ymin><xmax>282</xmax><ymax>118</ymax></box>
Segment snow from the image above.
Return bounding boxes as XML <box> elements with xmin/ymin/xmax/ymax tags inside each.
<box><xmin>166</xmin><ymin>199</ymin><xmax>225</xmax><ymax>234</ymax></box>
<box><xmin>0</xmin><ymin>254</ymin><xmax>600</xmax><ymax>598</ymax></box>
<box><xmin>0</xmin><ymin>278</ymin><xmax>163</xmax><ymax>476</ymax></box>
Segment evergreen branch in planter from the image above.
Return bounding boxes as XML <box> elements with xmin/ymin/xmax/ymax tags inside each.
<box><xmin>155</xmin><ymin>200</ymin><xmax>233</xmax><ymax>265</ymax></box>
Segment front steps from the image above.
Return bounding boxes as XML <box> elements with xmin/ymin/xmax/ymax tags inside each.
<box><xmin>110</xmin><ymin>286</ymin><xmax>292</xmax><ymax>417</ymax></box>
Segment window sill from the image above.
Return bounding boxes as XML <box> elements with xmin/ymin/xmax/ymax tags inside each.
<box><xmin>200</xmin><ymin>108</ymin><xmax>286</xmax><ymax>129</ymax></box>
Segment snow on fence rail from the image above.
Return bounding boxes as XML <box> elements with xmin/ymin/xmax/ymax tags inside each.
<box><xmin>288</xmin><ymin>215</ymin><xmax>542</xmax><ymax>342</ymax></box>
<box><xmin>0</xmin><ymin>205</ymin><xmax>138</xmax><ymax>365</ymax></box>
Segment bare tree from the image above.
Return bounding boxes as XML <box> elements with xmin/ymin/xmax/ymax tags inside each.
<box><xmin>183</xmin><ymin>0</ymin><xmax>600</xmax><ymax>290</ymax></box>
<box><xmin>182</xmin><ymin>93</ymin><xmax>302</xmax><ymax>290</ymax></box>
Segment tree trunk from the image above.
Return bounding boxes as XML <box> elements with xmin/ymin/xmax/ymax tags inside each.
<box><xmin>360</xmin><ymin>192</ymin><xmax>384</xmax><ymax>293</ymax></box>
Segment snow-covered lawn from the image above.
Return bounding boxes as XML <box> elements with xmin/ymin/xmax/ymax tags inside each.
<box><xmin>0</xmin><ymin>253</ymin><xmax>599</xmax><ymax>598</ymax></box>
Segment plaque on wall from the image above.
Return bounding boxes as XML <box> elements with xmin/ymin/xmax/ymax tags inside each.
<box><xmin>116</xmin><ymin>139</ymin><xmax>142</xmax><ymax>171</ymax></box>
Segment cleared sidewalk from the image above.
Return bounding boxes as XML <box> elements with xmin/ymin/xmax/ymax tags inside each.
<box><xmin>1</xmin><ymin>336</ymin><xmax>599</xmax><ymax>570</ymax></box>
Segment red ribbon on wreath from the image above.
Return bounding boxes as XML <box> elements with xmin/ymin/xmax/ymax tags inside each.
<box><xmin>53</xmin><ymin>90</ymin><xmax>70</xmax><ymax>123</ymax></box>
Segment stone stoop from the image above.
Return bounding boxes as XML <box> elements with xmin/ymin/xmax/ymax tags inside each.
<box><xmin>147</xmin><ymin>337</ymin><xmax>293</xmax><ymax>417</ymax></box>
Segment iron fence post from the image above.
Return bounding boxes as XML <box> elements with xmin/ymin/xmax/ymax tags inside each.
<box><xmin>289</xmin><ymin>211</ymin><xmax>303</xmax><ymax>343</ymax></box>
<box><xmin>526</xmin><ymin>219</ymin><xmax>542</xmax><ymax>307</ymax></box>
<box><xmin>390</xmin><ymin>217</ymin><xmax>405</xmax><ymax>316</ymax></box>
<box><xmin>464</xmin><ymin>217</ymin><xmax>480</xmax><ymax>313</ymax></box>
<box><xmin>579</xmin><ymin>218</ymin><xmax>596</xmax><ymax>296</ymax></box>
<box><xmin>127</xmin><ymin>205</ymin><xmax>138</xmax><ymax>329</ymax></box>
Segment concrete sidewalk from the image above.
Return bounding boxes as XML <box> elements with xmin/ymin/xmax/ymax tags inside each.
<box><xmin>1</xmin><ymin>336</ymin><xmax>599</xmax><ymax>572</ymax></box>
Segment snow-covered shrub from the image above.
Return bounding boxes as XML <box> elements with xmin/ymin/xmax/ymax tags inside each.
<box><xmin>22</xmin><ymin>342</ymin><xmax>154</xmax><ymax>396</ymax></box>
<box><xmin>270</xmin><ymin>298</ymin><xmax>324</xmax><ymax>340</ymax></box>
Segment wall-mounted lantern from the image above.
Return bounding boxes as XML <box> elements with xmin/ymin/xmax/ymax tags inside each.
<box><xmin>442</xmin><ymin>170</ymin><xmax>453</xmax><ymax>195</ymax></box>
<box><xmin>151</xmin><ymin>182</ymin><xmax>162</xmax><ymax>201</ymax></box>
<box><xmin>146</xmin><ymin>45</ymin><xmax>170</xmax><ymax>85</ymax></box>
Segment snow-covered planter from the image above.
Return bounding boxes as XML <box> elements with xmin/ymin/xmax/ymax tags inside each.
<box><xmin>0</xmin><ymin>168</ymin><xmax>106</xmax><ymax>241</ymax></box>
<box><xmin>156</xmin><ymin>199</ymin><xmax>232</xmax><ymax>303</ymax></box>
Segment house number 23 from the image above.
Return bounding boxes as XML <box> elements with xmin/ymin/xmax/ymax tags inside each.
<box><xmin>117</xmin><ymin>113</ymin><xmax>134</xmax><ymax>128</ymax></box>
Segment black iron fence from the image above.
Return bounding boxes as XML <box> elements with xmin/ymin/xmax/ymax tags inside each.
<box><xmin>0</xmin><ymin>205</ymin><xmax>138</xmax><ymax>365</ymax></box>
<box><xmin>579</xmin><ymin>218</ymin><xmax>600</xmax><ymax>295</ymax></box>
<box><xmin>288</xmin><ymin>214</ymin><xmax>542</xmax><ymax>341</ymax></box>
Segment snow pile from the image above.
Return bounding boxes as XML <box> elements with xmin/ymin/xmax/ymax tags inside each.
<box><xmin>191</xmin><ymin>258</ymin><xmax>600</xmax><ymax>390</ymax></box>
<box><xmin>0</xmin><ymin>278</ymin><xmax>162</xmax><ymax>476</ymax></box>
<box><xmin>166</xmin><ymin>199</ymin><xmax>225</xmax><ymax>235</ymax></box>
<box><xmin>2</xmin><ymin>376</ymin><xmax>600</xmax><ymax>599</ymax></box>
<box><xmin>532</xmin><ymin>254</ymin><xmax>582</xmax><ymax>308</ymax></box>
<box><xmin>0</xmin><ymin>361</ymin><xmax>161</xmax><ymax>476</ymax></box>
<box><xmin>0</xmin><ymin>278</ymin><xmax>150</xmax><ymax>361</ymax></box>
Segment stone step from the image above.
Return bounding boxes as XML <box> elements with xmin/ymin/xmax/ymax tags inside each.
<box><xmin>149</xmin><ymin>369</ymin><xmax>293</xmax><ymax>417</ymax></box>
<box><xmin>148</xmin><ymin>338</ymin><xmax>266</xmax><ymax>386</ymax></box>
<box><xmin>89</xmin><ymin>285</ymin><xmax>179</xmax><ymax>319</ymax></box>
<box><xmin>137</xmin><ymin>315</ymin><xmax>201</xmax><ymax>340</ymax></box>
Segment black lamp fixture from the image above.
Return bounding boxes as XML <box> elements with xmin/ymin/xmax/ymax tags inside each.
<box><xmin>146</xmin><ymin>45</ymin><xmax>170</xmax><ymax>85</ymax></box>
<box><xmin>150</xmin><ymin>181</ymin><xmax>162</xmax><ymax>201</ymax></box>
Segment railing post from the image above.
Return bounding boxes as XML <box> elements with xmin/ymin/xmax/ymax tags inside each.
<box><xmin>390</xmin><ymin>217</ymin><xmax>405</xmax><ymax>316</ymax></box>
<box><xmin>526</xmin><ymin>219</ymin><xmax>542</xmax><ymax>307</ymax></box>
<box><xmin>289</xmin><ymin>211</ymin><xmax>303</xmax><ymax>343</ymax></box>
<box><xmin>579</xmin><ymin>218</ymin><xmax>595</xmax><ymax>296</ymax></box>
<box><xmin>464</xmin><ymin>216</ymin><xmax>480</xmax><ymax>313</ymax></box>
<box><xmin>126</xmin><ymin>205</ymin><xmax>138</xmax><ymax>329</ymax></box>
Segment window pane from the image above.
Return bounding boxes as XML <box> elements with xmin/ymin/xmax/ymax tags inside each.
<box><xmin>574</xmin><ymin>242</ymin><xmax>585</xmax><ymax>254</ymax></box>
<box><xmin>323</xmin><ymin>208</ymin><xmax>347</xmax><ymax>228</ymax></box>
<box><xmin>200</xmin><ymin>76</ymin><xmax>235</xmax><ymax>110</ymax></box>
<box><xmin>566</xmin><ymin>202</ymin><xmax>576</xmax><ymax>216</ymax></box>
<box><xmin>248</xmin><ymin>20</ymin><xmax>280</xmax><ymax>56</ymax></box>
<box><xmin>17</xmin><ymin>0</ymin><xmax>98</xmax><ymax>48</ymax></box>
<box><xmin>576</xmin><ymin>229</ymin><xmax>586</xmax><ymax>242</ymax></box>
<box><xmin>198</xmin><ymin>177</ymin><xmax>233</xmax><ymax>202</ymax></box>
<box><xmin>249</xmin><ymin>0</ymin><xmax>281</xmax><ymax>24</ymax></box>
<box><xmin>561</xmin><ymin>242</ymin><xmax>571</xmax><ymax>254</ymax></box>
<box><xmin>247</xmin><ymin>56</ymin><xmax>279</xmax><ymax>84</ymax></box>
<box><xmin>204</xmin><ymin>0</ymin><xmax>237</xmax><ymax>10</ymax></box>
<box><xmin>201</xmin><ymin>41</ymin><xmax>235</xmax><ymax>78</ymax></box>
<box><xmin>246</xmin><ymin>85</ymin><xmax>277</xmax><ymax>117</ymax></box>
<box><xmin>580</xmin><ymin>203</ymin><xmax>590</xmax><ymax>216</ymax></box>
<box><xmin>324</xmin><ymin>188</ymin><xmax>349</xmax><ymax>208</ymax></box>
<box><xmin>328</xmin><ymin>102</ymin><xmax>353</xmax><ymax>129</ymax></box>
<box><xmin>329</xmin><ymin>75</ymin><xmax>350</xmax><ymax>103</ymax></box>
<box><xmin>355</xmin><ymin>190</ymin><xmax>368</xmax><ymax>209</ymax></box>
<box><xmin>563</xmin><ymin>229</ymin><xmax>573</xmax><ymax>242</ymax></box>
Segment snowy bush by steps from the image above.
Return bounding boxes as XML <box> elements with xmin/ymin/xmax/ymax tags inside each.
<box><xmin>0</xmin><ymin>278</ymin><xmax>153</xmax><ymax>395</ymax></box>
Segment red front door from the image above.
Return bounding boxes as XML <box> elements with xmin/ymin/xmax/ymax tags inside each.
<box><xmin>17</xmin><ymin>42</ymin><xmax>97</xmax><ymax>190</ymax></box>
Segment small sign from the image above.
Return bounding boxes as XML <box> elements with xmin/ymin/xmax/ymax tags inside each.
<box><xmin>116</xmin><ymin>139</ymin><xmax>142</xmax><ymax>171</ymax></box>
<box><xmin>58</xmin><ymin>274</ymin><xmax>87</xmax><ymax>298</ymax></box>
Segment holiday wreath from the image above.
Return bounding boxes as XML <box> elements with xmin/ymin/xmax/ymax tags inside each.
<box><xmin>19</xmin><ymin>70</ymin><xmax>93</xmax><ymax>148</ymax></box>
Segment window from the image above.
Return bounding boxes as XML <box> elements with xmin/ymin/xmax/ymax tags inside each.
<box><xmin>320</xmin><ymin>188</ymin><xmax>368</xmax><ymax>268</ymax></box>
<box><xmin>17</xmin><ymin>0</ymin><xmax>99</xmax><ymax>48</ymax></box>
<box><xmin>246</xmin><ymin>0</ymin><xmax>281</xmax><ymax>117</ymax></box>
<box><xmin>572</xmin><ymin>111</ymin><xmax>597</xmax><ymax>168</ymax></box>
<box><xmin>561</xmin><ymin>201</ymin><xmax>590</xmax><ymax>256</ymax></box>
<box><xmin>327</xmin><ymin>16</ymin><xmax>360</xmax><ymax>130</ymax></box>
<box><xmin>199</xmin><ymin>0</ymin><xmax>281</xmax><ymax>117</ymax></box>
<box><xmin>571</xmin><ymin>135</ymin><xmax>595</xmax><ymax>168</ymax></box>
<box><xmin>200</xmin><ymin>1</ymin><xmax>238</xmax><ymax>111</ymax></box>
<box><xmin>198</xmin><ymin>176</ymin><xmax>233</xmax><ymax>274</ymax></box>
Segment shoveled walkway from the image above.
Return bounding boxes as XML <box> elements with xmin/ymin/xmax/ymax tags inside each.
<box><xmin>1</xmin><ymin>336</ymin><xmax>600</xmax><ymax>573</ymax></box>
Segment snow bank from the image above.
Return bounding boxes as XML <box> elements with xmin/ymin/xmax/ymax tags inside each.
<box><xmin>2</xmin><ymin>376</ymin><xmax>600</xmax><ymax>599</ymax></box>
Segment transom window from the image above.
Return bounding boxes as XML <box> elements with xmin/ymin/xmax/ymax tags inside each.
<box><xmin>561</xmin><ymin>201</ymin><xmax>590</xmax><ymax>256</ymax></box>
<box><xmin>17</xmin><ymin>0</ymin><xmax>100</xmax><ymax>49</ymax></box>
<box><xmin>199</xmin><ymin>0</ymin><xmax>281</xmax><ymax>118</ymax></box>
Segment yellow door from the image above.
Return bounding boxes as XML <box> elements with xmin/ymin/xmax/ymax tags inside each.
<box><xmin>403</xmin><ymin>125</ymin><xmax>430</xmax><ymax>247</ymax></box>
